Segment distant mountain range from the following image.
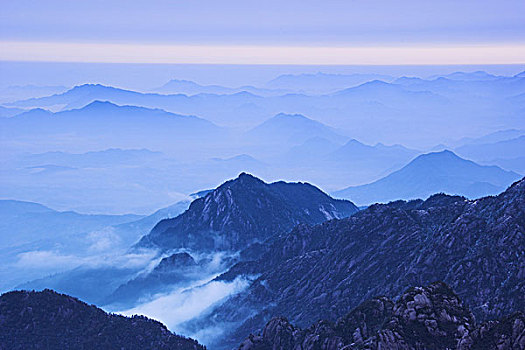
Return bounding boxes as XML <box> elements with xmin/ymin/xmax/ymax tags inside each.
<box><xmin>0</xmin><ymin>289</ymin><xmax>204</xmax><ymax>350</ymax></box>
<box><xmin>138</xmin><ymin>173</ymin><xmax>358</xmax><ymax>252</ymax></box>
<box><xmin>0</xmin><ymin>84</ymin><xmax>69</xmax><ymax>104</ymax></box>
<box><xmin>333</xmin><ymin>150</ymin><xmax>521</xmax><ymax>205</ymax></box>
<box><xmin>240</xmin><ymin>282</ymin><xmax>524</xmax><ymax>350</ymax></box>
<box><xmin>456</xmin><ymin>135</ymin><xmax>525</xmax><ymax>162</ymax></box>
<box><xmin>5</xmin><ymin>73</ymin><xmax>523</xmax><ymax>146</ymax></box>
<box><xmin>452</xmin><ymin>128</ymin><xmax>524</xmax><ymax>147</ymax></box>
<box><xmin>428</xmin><ymin>70</ymin><xmax>501</xmax><ymax>81</ymax></box>
<box><xmin>265</xmin><ymin>72</ymin><xmax>395</xmax><ymax>94</ymax></box>
<box><xmin>0</xmin><ymin>100</ymin><xmax>223</xmax><ymax>154</ymax></box>
<box><xmin>153</xmin><ymin>79</ymin><xmax>289</xmax><ymax>96</ymax></box>
<box><xmin>0</xmin><ymin>200</ymin><xmax>142</xmax><ymax>249</ymax></box>
<box><xmin>196</xmin><ymin>177</ymin><xmax>524</xmax><ymax>348</ymax></box>
<box><xmin>326</xmin><ymin>138</ymin><xmax>418</xmax><ymax>169</ymax></box>
<box><xmin>246</xmin><ymin>112</ymin><xmax>349</xmax><ymax>147</ymax></box>
<box><xmin>0</xmin><ymin>106</ymin><xmax>25</xmax><ymax>118</ymax></box>
<box><xmin>0</xmin><ymin>198</ymin><xmax>191</xmax><ymax>294</ymax></box>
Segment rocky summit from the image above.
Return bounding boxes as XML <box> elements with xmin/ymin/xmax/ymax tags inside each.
<box><xmin>137</xmin><ymin>173</ymin><xmax>358</xmax><ymax>251</ymax></box>
<box><xmin>0</xmin><ymin>289</ymin><xmax>204</xmax><ymax>350</ymax></box>
<box><xmin>204</xmin><ymin>178</ymin><xmax>525</xmax><ymax>348</ymax></box>
<box><xmin>239</xmin><ymin>282</ymin><xmax>524</xmax><ymax>350</ymax></box>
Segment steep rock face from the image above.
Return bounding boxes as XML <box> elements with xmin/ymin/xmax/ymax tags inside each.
<box><xmin>207</xmin><ymin>178</ymin><xmax>525</xmax><ymax>348</ymax></box>
<box><xmin>0</xmin><ymin>289</ymin><xmax>204</xmax><ymax>350</ymax></box>
<box><xmin>458</xmin><ymin>313</ymin><xmax>525</xmax><ymax>350</ymax></box>
<box><xmin>155</xmin><ymin>252</ymin><xmax>198</xmax><ymax>272</ymax></box>
<box><xmin>361</xmin><ymin>283</ymin><xmax>475</xmax><ymax>350</ymax></box>
<box><xmin>137</xmin><ymin>173</ymin><xmax>358</xmax><ymax>251</ymax></box>
<box><xmin>240</xmin><ymin>283</ymin><xmax>524</xmax><ymax>350</ymax></box>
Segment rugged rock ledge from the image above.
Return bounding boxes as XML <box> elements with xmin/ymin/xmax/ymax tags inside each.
<box><xmin>239</xmin><ymin>282</ymin><xmax>524</xmax><ymax>350</ymax></box>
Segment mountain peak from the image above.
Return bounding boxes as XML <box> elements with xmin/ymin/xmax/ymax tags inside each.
<box><xmin>138</xmin><ymin>175</ymin><xmax>358</xmax><ymax>251</ymax></box>
<box><xmin>71</xmin><ymin>83</ymin><xmax>114</xmax><ymax>92</ymax></box>
<box><xmin>273</xmin><ymin>112</ymin><xmax>309</xmax><ymax>121</ymax></box>
<box><xmin>227</xmin><ymin>172</ymin><xmax>266</xmax><ymax>187</ymax></box>
<box><xmin>82</xmin><ymin>100</ymin><xmax>119</xmax><ymax>109</ymax></box>
<box><xmin>334</xmin><ymin>150</ymin><xmax>520</xmax><ymax>205</ymax></box>
<box><xmin>238</xmin><ymin>171</ymin><xmax>259</xmax><ymax>180</ymax></box>
<box><xmin>417</xmin><ymin>149</ymin><xmax>459</xmax><ymax>159</ymax></box>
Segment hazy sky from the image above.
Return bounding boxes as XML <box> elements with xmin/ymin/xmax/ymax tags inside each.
<box><xmin>1</xmin><ymin>0</ymin><xmax>525</xmax><ymax>64</ymax></box>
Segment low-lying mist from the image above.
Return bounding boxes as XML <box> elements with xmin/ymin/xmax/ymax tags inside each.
<box><xmin>117</xmin><ymin>275</ymin><xmax>250</xmax><ymax>345</ymax></box>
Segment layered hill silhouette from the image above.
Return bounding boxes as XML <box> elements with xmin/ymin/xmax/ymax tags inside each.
<box><xmin>0</xmin><ymin>289</ymin><xmax>204</xmax><ymax>350</ymax></box>
<box><xmin>137</xmin><ymin>173</ymin><xmax>358</xmax><ymax>251</ymax></box>
<box><xmin>6</xmin><ymin>75</ymin><xmax>523</xmax><ymax>144</ymax></box>
<box><xmin>0</xmin><ymin>101</ymin><xmax>223</xmax><ymax>153</ymax></box>
<box><xmin>0</xmin><ymin>199</ymin><xmax>141</xmax><ymax>249</ymax></box>
<box><xmin>246</xmin><ymin>113</ymin><xmax>349</xmax><ymax>146</ymax></box>
<box><xmin>194</xmin><ymin>178</ymin><xmax>524</xmax><ymax>348</ymax></box>
<box><xmin>334</xmin><ymin>150</ymin><xmax>521</xmax><ymax>205</ymax></box>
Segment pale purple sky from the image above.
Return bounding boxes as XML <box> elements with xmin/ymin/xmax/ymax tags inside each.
<box><xmin>1</xmin><ymin>0</ymin><xmax>524</xmax><ymax>64</ymax></box>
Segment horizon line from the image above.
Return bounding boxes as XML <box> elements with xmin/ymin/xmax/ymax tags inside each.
<box><xmin>1</xmin><ymin>41</ymin><xmax>525</xmax><ymax>65</ymax></box>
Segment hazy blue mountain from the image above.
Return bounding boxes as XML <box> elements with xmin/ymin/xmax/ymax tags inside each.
<box><xmin>455</xmin><ymin>135</ymin><xmax>525</xmax><ymax>163</ymax></box>
<box><xmin>482</xmin><ymin>156</ymin><xmax>525</xmax><ymax>174</ymax></box>
<box><xmin>452</xmin><ymin>128</ymin><xmax>524</xmax><ymax>147</ymax></box>
<box><xmin>137</xmin><ymin>173</ymin><xmax>358</xmax><ymax>251</ymax></box>
<box><xmin>331</xmin><ymin>80</ymin><xmax>450</xmax><ymax>107</ymax></box>
<box><xmin>333</xmin><ymin>150</ymin><xmax>521</xmax><ymax>205</ymax></box>
<box><xmin>15</xmin><ymin>266</ymin><xmax>144</xmax><ymax>306</ymax></box>
<box><xmin>246</xmin><ymin>113</ymin><xmax>348</xmax><ymax>147</ymax></box>
<box><xmin>6</xmin><ymin>199</ymin><xmax>190</xmax><ymax>304</ymax></box>
<box><xmin>0</xmin><ymin>84</ymin><xmax>69</xmax><ymax>104</ymax></box>
<box><xmin>6</xmin><ymin>79</ymin><xmax>524</xmax><ymax>148</ymax></box>
<box><xmin>394</xmin><ymin>75</ymin><xmax>525</xmax><ymax>100</ymax></box>
<box><xmin>0</xmin><ymin>100</ymin><xmax>222</xmax><ymax>154</ymax></box>
<box><xmin>153</xmin><ymin>79</ymin><xmax>288</xmax><ymax>96</ymax></box>
<box><xmin>0</xmin><ymin>106</ymin><xmax>25</xmax><ymax>118</ymax></box>
<box><xmin>208</xmin><ymin>154</ymin><xmax>267</xmax><ymax>174</ymax></box>
<box><xmin>0</xmin><ymin>200</ymin><xmax>142</xmax><ymax>248</ymax></box>
<box><xmin>154</xmin><ymin>79</ymin><xmax>237</xmax><ymax>95</ymax></box>
<box><xmin>112</xmin><ymin>200</ymin><xmax>191</xmax><ymax>247</ymax></box>
<box><xmin>428</xmin><ymin>70</ymin><xmax>500</xmax><ymax>81</ymax></box>
<box><xmin>327</xmin><ymin>139</ymin><xmax>418</xmax><ymax>165</ymax></box>
<box><xmin>283</xmin><ymin>137</ymin><xmax>343</xmax><ymax>163</ymax></box>
<box><xmin>265</xmin><ymin>72</ymin><xmax>394</xmax><ymax>93</ymax></box>
<box><xmin>0</xmin><ymin>148</ymin><xmax>189</xmax><ymax>214</ymax></box>
<box><xmin>0</xmin><ymin>198</ymin><xmax>191</xmax><ymax>294</ymax></box>
<box><xmin>5</xmin><ymin>84</ymin><xmax>267</xmax><ymax>127</ymax></box>
<box><xmin>6</xmin><ymin>84</ymin><xmax>146</xmax><ymax>109</ymax></box>
<box><xmin>20</xmin><ymin>148</ymin><xmax>164</xmax><ymax>168</ymax></box>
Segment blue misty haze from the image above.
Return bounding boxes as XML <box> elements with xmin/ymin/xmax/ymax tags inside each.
<box><xmin>1</xmin><ymin>1</ymin><xmax>524</xmax><ymax>349</ymax></box>
<box><xmin>1</xmin><ymin>0</ymin><xmax>524</xmax><ymax>45</ymax></box>
<box><xmin>1</xmin><ymin>61</ymin><xmax>524</xmax><ymax>95</ymax></box>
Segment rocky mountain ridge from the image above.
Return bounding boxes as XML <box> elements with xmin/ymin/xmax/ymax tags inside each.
<box><xmin>199</xmin><ymin>177</ymin><xmax>524</xmax><ymax>348</ymax></box>
<box><xmin>239</xmin><ymin>282</ymin><xmax>524</xmax><ymax>350</ymax></box>
<box><xmin>137</xmin><ymin>173</ymin><xmax>358</xmax><ymax>252</ymax></box>
<box><xmin>0</xmin><ymin>289</ymin><xmax>205</xmax><ymax>350</ymax></box>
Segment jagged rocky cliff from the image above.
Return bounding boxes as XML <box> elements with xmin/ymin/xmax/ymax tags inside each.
<box><xmin>239</xmin><ymin>282</ymin><xmax>524</xmax><ymax>350</ymax></box>
<box><xmin>0</xmin><ymin>289</ymin><xmax>205</xmax><ymax>350</ymax></box>
<box><xmin>203</xmin><ymin>178</ymin><xmax>525</xmax><ymax>348</ymax></box>
<box><xmin>137</xmin><ymin>173</ymin><xmax>358</xmax><ymax>251</ymax></box>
